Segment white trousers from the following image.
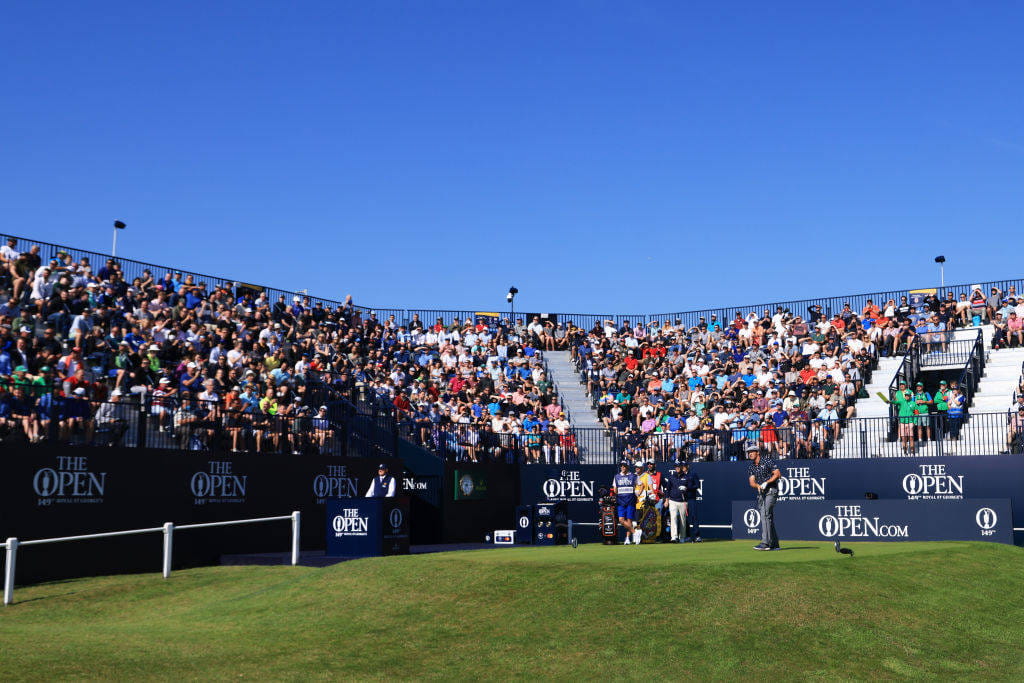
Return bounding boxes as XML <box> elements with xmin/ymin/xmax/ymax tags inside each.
<box><xmin>667</xmin><ymin>499</ymin><xmax>688</xmax><ymax>540</ymax></box>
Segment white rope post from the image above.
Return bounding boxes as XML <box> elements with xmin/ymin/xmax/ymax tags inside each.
<box><xmin>162</xmin><ymin>523</ymin><xmax>174</xmax><ymax>579</ymax></box>
<box><xmin>291</xmin><ymin>511</ymin><xmax>301</xmax><ymax>566</ymax></box>
<box><xmin>4</xmin><ymin>538</ymin><xmax>18</xmax><ymax>606</ymax></box>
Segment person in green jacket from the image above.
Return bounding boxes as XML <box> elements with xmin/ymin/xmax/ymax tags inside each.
<box><xmin>891</xmin><ymin>381</ymin><xmax>917</xmax><ymax>455</ymax></box>
<box><xmin>933</xmin><ymin>380</ymin><xmax>950</xmax><ymax>436</ymax></box>
<box><xmin>913</xmin><ymin>381</ymin><xmax>934</xmax><ymax>442</ymax></box>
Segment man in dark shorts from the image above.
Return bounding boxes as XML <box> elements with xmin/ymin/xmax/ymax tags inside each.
<box><xmin>747</xmin><ymin>443</ymin><xmax>781</xmax><ymax>550</ymax></box>
<box><xmin>611</xmin><ymin>462</ymin><xmax>640</xmax><ymax>544</ymax></box>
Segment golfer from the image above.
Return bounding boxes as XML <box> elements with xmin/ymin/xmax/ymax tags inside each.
<box><xmin>747</xmin><ymin>443</ymin><xmax>781</xmax><ymax>550</ymax></box>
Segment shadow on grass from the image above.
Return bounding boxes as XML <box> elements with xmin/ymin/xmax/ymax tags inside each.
<box><xmin>776</xmin><ymin>546</ymin><xmax>819</xmax><ymax>551</ymax></box>
<box><xmin>10</xmin><ymin>590</ymin><xmax>86</xmax><ymax>605</ymax></box>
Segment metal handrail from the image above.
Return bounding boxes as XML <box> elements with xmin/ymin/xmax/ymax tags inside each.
<box><xmin>3</xmin><ymin>511</ymin><xmax>301</xmax><ymax>606</ymax></box>
<box><xmin>0</xmin><ymin>231</ymin><xmax>383</xmax><ymax>316</ymax></box>
<box><xmin>5</xmin><ymin>230</ymin><xmax>1023</xmax><ymax>331</ymax></box>
<box><xmin>539</xmin><ymin>353</ymin><xmax>573</xmax><ymax>425</ymax></box>
<box><xmin>1005</xmin><ymin>359</ymin><xmax>1024</xmax><ymax>422</ymax></box>
<box><xmin>952</xmin><ymin>330</ymin><xmax>986</xmax><ymax>411</ymax></box>
<box><xmin>888</xmin><ymin>336</ymin><xmax>922</xmax><ymax>418</ymax></box>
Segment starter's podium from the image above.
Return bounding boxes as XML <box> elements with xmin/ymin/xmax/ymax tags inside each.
<box><xmin>325</xmin><ymin>497</ymin><xmax>410</xmax><ymax>556</ymax></box>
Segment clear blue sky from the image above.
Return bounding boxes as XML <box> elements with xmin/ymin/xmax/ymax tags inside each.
<box><xmin>2</xmin><ymin>2</ymin><xmax>1021</xmax><ymax>314</ymax></box>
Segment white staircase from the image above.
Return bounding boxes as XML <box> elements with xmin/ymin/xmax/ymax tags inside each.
<box><xmin>854</xmin><ymin>355</ymin><xmax>906</xmax><ymax>418</ymax></box>
<box><xmin>831</xmin><ymin>324</ymin><xmax>1024</xmax><ymax>458</ymax></box>
<box><xmin>544</xmin><ymin>351</ymin><xmax>615</xmax><ymax>463</ymax></box>
<box><xmin>543</xmin><ymin>351</ymin><xmax>603</xmax><ymax>430</ymax></box>
<box><xmin>828</xmin><ymin>354</ymin><xmax>905</xmax><ymax>458</ymax></box>
<box><xmin>970</xmin><ymin>344</ymin><xmax>1024</xmax><ymax>414</ymax></box>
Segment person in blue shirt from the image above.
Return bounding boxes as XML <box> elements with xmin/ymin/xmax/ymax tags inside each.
<box><xmin>122</xmin><ymin>325</ymin><xmax>145</xmax><ymax>351</ymax></box>
<box><xmin>64</xmin><ymin>388</ymin><xmax>93</xmax><ymax>442</ymax></box>
<box><xmin>612</xmin><ymin>462</ymin><xmax>641</xmax><ymax>544</ymax></box>
<box><xmin>925</xmin><ymin>316</ymin><xmax>947</xmax><ymax>353</ymax></box>
<box><xmin>36</xmin><ymin>391</ymin><xmax>65</xmax><ymax>441</ymax></box>
<box><xmin>184</xmin><ymin>287</ymin><xmax>204</xmax><ymax>310</ymax></box>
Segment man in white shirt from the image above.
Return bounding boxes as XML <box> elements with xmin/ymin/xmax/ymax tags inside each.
<box><xmin>0</xmin><ymin>237</ymin><xmax>19</xmax><ymax>264</ymax></box>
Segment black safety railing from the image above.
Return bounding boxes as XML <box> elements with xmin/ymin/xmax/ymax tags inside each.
<box><xmin>889</xmin><ymin>336</ymin><xmax>923</xmax><ymax>413</ymax></box>
<box><xmin>0</xmin><ymin>230</ymin><xmax>391</xmax><ymax>320</ymax></box>
<box><xmin>917</xmin><ymin>329</ymin><xmax>983</xmax><ymax>370</ymax></box>
<box><xmin>394</xmin><ymin>408</ymin><xmax>1024</xmax><ymax>464</ymax></box>
<box><xmin>949</xmin><ymin>330</ymin><xmax>986</xmax><ymax>411</ymax></box>
<box><xmin>144</xmin><ymin>400</ymin><xmax>339</xmax><ymax>455</ymax></box>
<box><xmin>1010</xmin><ymin>359</ymin><xmax>1024</xmax><ymax>414</ymax></box>
<box><xmin>5</xmin><ymin>230</ymin><xmax>1024</xmax><ymax>335</ymax></box>
<box><xmin>835</xmin><ymin>411</ymin><xmax>1020</xmax><ymax>458</ymax></box>
<box><xmin>0</xmin><ymin>393</ymin><xmax>395</xmax><ymax>458</ymax></box>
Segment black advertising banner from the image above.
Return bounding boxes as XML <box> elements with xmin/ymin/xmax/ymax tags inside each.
<box><xmin>381</xmin><ymin>496</ymin><xmax>411</xmax><ymax>555</ymax></box>
<box><xmin>441</xmin><ymin>461</ymin><xmax>518</xmax><ymax>542</ymax></box>
<box><xmin>520</xmin><ymin>456</ymin><xmax>1024</xmax><ymax>544</ymax></box>
<box><xmin>0</xmin><ymin>445</ymin><xmax>401</xmax><ymax>584</ymax></box>
<box><xmin>731</xmin><ymin>499</ymin><xmax>1013</xmax><ymax>544</ymax></box>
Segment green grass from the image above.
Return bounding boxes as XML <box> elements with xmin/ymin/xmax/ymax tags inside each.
<box><xmin>2</xmin><ymin>541</ymin><xmax>1024</xmax><ymax>680</ymax></box>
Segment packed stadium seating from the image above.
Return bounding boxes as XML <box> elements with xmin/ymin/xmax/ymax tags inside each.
<box><xmin>1</xmin><ymin>231</ymin><xmax>1023</xmax><ymax>463</ymax></box>
<box><xmin>0</xmin><ymin>235</ymin><xmax>568</xmax><ymax>459</ymax></box>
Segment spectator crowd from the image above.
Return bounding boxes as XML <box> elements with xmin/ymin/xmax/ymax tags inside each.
<box><xmin>2</xmin><ymin>233</ymin><xmax>1022</xmax><ymax>463</ymax></box>
<box><xmin>569</xmin><ymin>288</ymin><xmax>1011</xmax><ymax>462</ymax></box>
<box><xmin>0</xmin><ymin>237</ymin><xmax>571</xmax><ymax>459</ymax></box>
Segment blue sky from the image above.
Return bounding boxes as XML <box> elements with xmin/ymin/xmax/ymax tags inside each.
<box><xmin>1</xmin><ymin>2</ymin><xmax>1021</xmax><ymax>314</ymax></box>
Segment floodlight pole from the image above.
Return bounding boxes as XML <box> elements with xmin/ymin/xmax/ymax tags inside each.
<box><xmin>112</xmin><ymin>220</ymin><xmax>126</xmax><ymax>258</ymax></box>
<box><xmin>934</xmin><ymin>255</ymin><xmax>946</xmax><ymax>292</ymax></box>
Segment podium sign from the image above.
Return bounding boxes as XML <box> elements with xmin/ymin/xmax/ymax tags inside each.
<box><xmin>325</xmin><ymin>497</ymin><xmax>410</xmax><ymax>556</ymax></box>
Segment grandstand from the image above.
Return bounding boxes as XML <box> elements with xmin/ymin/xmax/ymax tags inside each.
<box><xmin>1</xmin><ymin>230</ymin><xmax>1023</xmax><ymax>465</ymax></box>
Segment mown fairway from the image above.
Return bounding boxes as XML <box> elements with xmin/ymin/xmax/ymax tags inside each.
<box><xmin>2</xmin><ymin>541</ymin><xmax>1024</xmax><ymax>680</ymax></box>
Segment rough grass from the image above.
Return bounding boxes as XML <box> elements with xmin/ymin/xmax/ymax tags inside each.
<box><xmin>2</xmin><ymin>541</ymin><xmax>1023</xmax><ymax>680</ymax></box>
